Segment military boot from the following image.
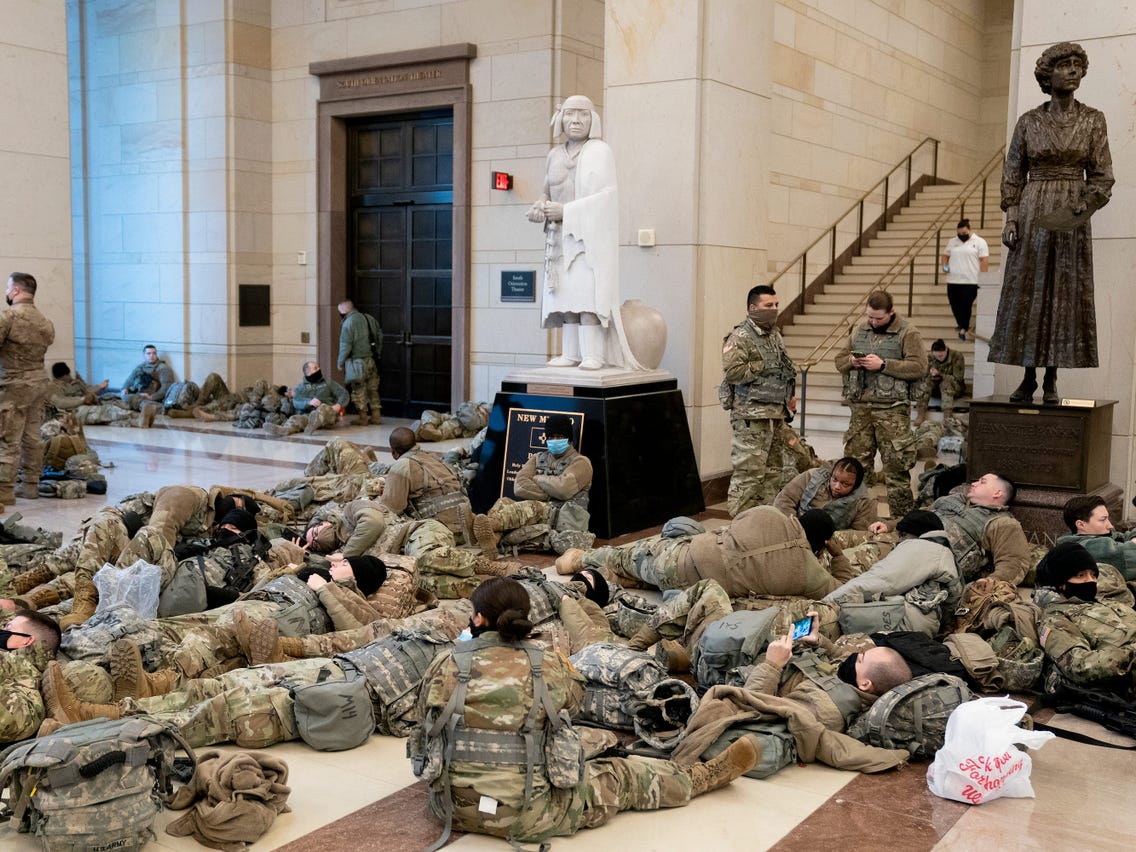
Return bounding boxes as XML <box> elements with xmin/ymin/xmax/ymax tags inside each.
<box><xmin>687</xmin><ymin>736</ymin><xmax>760</xmax><ymax>797</ymax></box>
<box><xmin>42</xmin><ymin>661</ymin><xmax>122</xmax><ymax>724</ymax></box>
<box><xmin>13</xmin><ymin>586</ymin><xmax>62</xmax><ymax>611</ymax></box>
<box><xmin>261</xmin><ymin>422</ymin><xmax>289</xmax><ymax>437</ymax></box>
<box><xmin>472</xmin><ymin>554</ymin><xmax>523</xmax><ymax>577</ymax></box>
<box><xmin>110</xmin><ymin>638</ymin><xmax>179</xmax><ymax>701</ymax></box>
<box><xmin>659</xmin><ymin>638</ymin><xmax>691</xmax><ymax>673</ymax></box>
<box><xmin>58</xmin><ymin>580</ymin><xmax>99</xmax><ymax>630</ymax></box>
<box><xmin>15</xmin><ymin>482</ymin><xmax>39</xmax><ymax>500</ymax></box>
<box><xmin>472</xmin><ymin>514</ymin><xmax>500</xmax><ymax>557</ymax></box>
<box><xmin>139</xmin><ymin>401</ymin><xmax>161</xmax><ymax>428</ymax></box>
<box><xmin>234</xmin><ymin>610</ymin><xmax>299</xmax><ymax>665</ymax></box>
<box><xmin>627</xmin><ymin>624</ymin><xmax>661</xmax><ymax>651</ymax></box>
<box><xmin>13</xmin><ymin>563</ymin><xmax>56</xmax><ymax>594</ymax></box>
<box><xmin>555</xmin><ymin>548</ymin><xmax>585</xmax><ymax>576</ymax></box>
<box><xmin>36</xmin><ymin>717</ymin><xmax>66</xmax><ymax>738</ymax></box>
<box><xmin>198</xmin><ymin>657</ymin><xmax>244</xmax><ymax>679</ymax></box>
<box><xmin>194</xmin><ymin>408</ymin><xmax>222</xmax><ymax>422</ymax></box>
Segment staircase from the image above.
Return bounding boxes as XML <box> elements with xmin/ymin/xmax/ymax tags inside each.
<box><xmin>783</xmin><ymin>180</ymin><xmax>1002</xmax><ymax>441</ymax></box>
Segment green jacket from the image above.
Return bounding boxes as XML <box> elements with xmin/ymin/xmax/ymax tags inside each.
<box><xmin>1057</xmin><ymin>532</ymin><xmax>1136</xmax><ymax>582</ymax></box>
<box><xmin>337</xmin><ymin>309</ymin><xmax>382</xmax><ymax>368</ymax></box>
<box><xmin>293</xmin><ymin>376</ymin><xmax>349</xmax><ymax>411</ymax></box>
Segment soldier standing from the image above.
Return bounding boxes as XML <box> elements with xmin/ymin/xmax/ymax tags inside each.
<box><xmin>835</xmin><ymin>290</ymin><xmax>926</xmax><ymax>519</ymax></box>
<box><xmin>0</xmin><ymin>273</ymin><xmax>56</xmax><ymax>506</ymax></box>
<box><xmin>336</xmin><ymin>299</ymin><xmax>382</xmax><ymax>425</ymax></box>
<box><xmin>720</xmin><ymin>284</ymin><xmax>797</xmax><ymax>517</ymax></box>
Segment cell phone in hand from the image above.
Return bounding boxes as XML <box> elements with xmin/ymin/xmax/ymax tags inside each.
<box><xmin>851</xmin><ymin>351</ymin><xmax>868</xmax><ymax>358</ymax></box>
<box><xmin>791</xmin><ymin>616</ymin><xmax>814</xmax><ymax>641</ymax></box>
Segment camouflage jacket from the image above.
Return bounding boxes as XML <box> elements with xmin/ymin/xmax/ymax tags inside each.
<box><xmin>122</xmin><ymin>358</ymin><xmax>175</xmax><ymax>398</ymax></box>
<box><xmin>721</xmin><ymin>318</ymin><xmax>796</xmax><ymax>419</ymax></box>
<box><xmin>1034</xmin><ymin>586</ymin><xmax>1136</xmax><ymax>688</ymax></box>
<box><xmin>513</xmin><ymin>447</ymin><xmax>592</xmax><ymax>511</ymax></box>
<box><xmin>0</xmin><ymin>643</ymin><xmax>53</xmax><ymax>744</ymax></box>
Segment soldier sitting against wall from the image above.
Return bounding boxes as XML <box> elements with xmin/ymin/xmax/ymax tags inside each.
<box><xmin>262</xmin><ymin>362</ymin><xmax>348</xmax><ymax>437</ymax></box>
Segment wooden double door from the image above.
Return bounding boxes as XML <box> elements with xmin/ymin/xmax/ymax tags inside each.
<box><xmin>346</xmin><ymin>110</ymin><xmax>453</xmax><ymax>418</ymax></box>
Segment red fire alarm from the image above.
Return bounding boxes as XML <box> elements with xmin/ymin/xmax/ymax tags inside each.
<box><xmin>492</xmin><ymin>171</ymin><xmax>513</xmax><ymax>191</ymax></box>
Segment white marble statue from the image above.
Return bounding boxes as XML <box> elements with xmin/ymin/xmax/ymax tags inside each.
<box><xmin>527</xmin><ymin>95</ymin><xmax>643</xmax><ymax>370</ymax></box>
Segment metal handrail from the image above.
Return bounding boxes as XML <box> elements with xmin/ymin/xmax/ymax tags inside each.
<box><xmin>771</xmin><ymin>137</ymin><xmax>940</xmax><ymax>311</ymax></box>
<box><xmin>794</xmin><ymin>145</ymin><xmax>1006</xmax><ymax>433</ymax></box>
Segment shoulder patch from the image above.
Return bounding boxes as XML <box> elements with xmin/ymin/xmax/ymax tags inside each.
<box><xmin>1038</xmin><ymin>625</ymin><xmax>1049</xmax><ymax>648</ymax></box>
<box><xmin>723</xmin><ymin>342</ymin><xmax>734</xmax><ymax>354</ymax></box>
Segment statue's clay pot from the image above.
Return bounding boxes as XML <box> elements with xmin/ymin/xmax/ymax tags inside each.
<box><xmin>621</xmin><ymin>299</ymin><xmax>666</xmax><ymax>369</ymax></box>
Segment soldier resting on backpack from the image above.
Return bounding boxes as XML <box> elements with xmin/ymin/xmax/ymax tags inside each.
<box><xmin>1033</xmin><ymin>541</ymin><xmax>1136</xmax><ymax>699</ymax></box>
<box><xmin>558</xmin><ymin>505</ymin><xmax>848</xmax><ymax>599</ymax></box>
<box><xmin>824</xmin><ymin>510</ymin><xmax>962</xmax><ymax>636</ymax></box>
<box><xmin>773</xmin><ymin>457</ymin><xmax>879</xmax><ymax>532</ymax></box>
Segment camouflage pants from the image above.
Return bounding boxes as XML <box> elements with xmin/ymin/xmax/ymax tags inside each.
<box><xmin>915</xmin><ymin>375</ymin><xmax>966</xmax><ymax>417</ymax></box>
<box><xmin>843</xmin><ymin>404</ymin><xmax>915</xmax><ymax>520</ymax></box>
<box><xmin>347</xmin><ymin>358</ymin><xmax>381</xmax><ymax>424</ymax></box>
<box><xmin>156</xmin><ymin>599</ymin><xmax>285</xmax><ymax>675</ymax></box>
<box><xmin>133</xmin><ymin>658</ymin><xmax>330</xmax><ymax>748</ymax></box>
<box><xmin>197</xmin><ymin>373</ymin><xmax>228</xmax><ymax>404</ymax></box>
<box><xmin>277</xmin><ymin>405</ymin><xmax>339</xmax><ymax>435</ymax></box>
<box><xmin>74</xmin><ymin>403</ymin><xmax>135</xmax><ymax>425</ymax></box>
<box><xmin>488</xmin><ymin>496</ymin><xmax>552</xmax><ymax>530</ymax></box>
<box><xmin>647</xmin><ymin>578</ymin><xmax>734</xmax><ymax>653</ymax></box>
<box><xmin>583</xmin><ymin>535</ymin><xmax>694</xmax><ymax>591</ymax></box>
<box><xmin>728</xmin><ymin>417</ymin><xmax>788</xmax><ymax>517</ymax></box>
<box><xmin>304</xmin><ymin>436</ymin><xmax>375</xmax><ymax>477</ymax></box>
<box><xmin>0</xmin><ymin>378</ymin><xmax>51</xmax><ymax>495</ymax></box>
<box><xmin>297</xmin><ymin>601</ymin><xmax>470</xmax><ymax>658</ymax></box>
<box><xmin>576</xmin><ymin>755</ymin><xmax>693</xmax><ymax>831</ymax></box>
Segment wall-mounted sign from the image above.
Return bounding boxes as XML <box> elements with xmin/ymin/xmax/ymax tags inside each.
<box><xmin>501</xmin><ymin>270</ymin><xmax>536</xmax><ymax>303</ymax></box>
<box><xmin>500</xmin><ymin>408</ymin><xmax>585</xmax><ymax>498</ymax></box>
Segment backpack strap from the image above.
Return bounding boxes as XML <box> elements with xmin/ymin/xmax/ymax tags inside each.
<box><xmin>424</xmin><ymin>647</ymin><xmax>475</xmax><ymax>852</ymax></box>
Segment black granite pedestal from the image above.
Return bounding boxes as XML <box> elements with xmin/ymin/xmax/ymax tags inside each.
<box><xmin>468</xmin><ymin>372</ymin><xmax>704</xmax><ymax>539</ymax></box>
<box><xmin>968</xmin><ymin>395</ymin><xmax>1120</xmax><ymax>539</ymax></box>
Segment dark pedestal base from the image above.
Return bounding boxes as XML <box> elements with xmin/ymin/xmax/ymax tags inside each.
<box><xmin>1008</xmin><ymin>483</ymin><xmax>1124</xmax><ymax>542</ymax></box>
<box><xmin>468</xmin><ymin>376</ymin><xmax>704</xmax><ymax>539</ymax></box>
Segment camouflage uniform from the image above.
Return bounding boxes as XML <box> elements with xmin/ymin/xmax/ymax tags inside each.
<box><xmin>0</xmin><ymin>644</ymin><xmax>51</xmax><ymax>743</ymax></box>
<box><xmin>932</xmin><ymin>493</ymin><xmax>1031</xmax><ymax>585</ymax></box>
<box><xmin>914</xmin><ymin>348</ymin><xmax>967</xmax><ymax>420</ymax></box>
<box><xmin>720</xmin><ymin>316</ymin><xmax>797</xmax><ymax>516</ymax></box>
<box><xmin>487</xmin><ymin>445</ymin><xmax>594</xmax><ymax>554</ymax></box>
<box><xmin>1034</xmin><ymin>586</ymin><xmax>1136</xmax><ymax>693</ymax></box>
<box><xmin>0</xmin><ymin>299</ymin><xmax>55</xmax><ymax>501</ymax></box>
<box><xmin>1056</xmin><ymin>532</ymin><xmax>1136</xmax><ymax>583</ymax></box>
<box><xmin>269</xmin><ymin>404</ymin><xmax>340</xmax><ymax>436</ymax></box>
<box><xmin>72</xmin><ymin>402</ymin><xmax>137</xmax><ymax>426</ymax></box>
<box><xmin>835</xmin><ymin>313</ymin><xmax>926</xmax><ymax>519</ymax></box>
<box><xmin>413</xmin><ymin>402</ymin><xmax>489</xmax><ymax>442</ymax></box>
<box><xmin>304</xmin><ymin>436</ymin><xmax>377</xmax><ymax>477</ymax></box>
<box><xmin>415</xmin><ymin>632</ymin><xmax>694</xmax><ymax>845</ymax></box>
<box><xmin>382</xmin><ymin>447</ymin><xmax>473</xmax><ymax>544</ymax></box>
<box><xmin>293</xmin><ymin>599</ymin><xmax>469</xmax><ymax>658</ymax></box>
<box><xmin>119</xmin><ymin>357</ymin><xmax>176</xmax><ymax>411</ymax></box>
<box><xmin>337</xmin><ymin>308</ymin><xmax>382</xmax><ymax>425</ymax></box>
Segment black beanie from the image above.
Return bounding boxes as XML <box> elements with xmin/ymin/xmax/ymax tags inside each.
<box><xmin>799</xmin><ymin>509</ymin><xmax>836</xmax><ymax>554</ymax></box>
<box><xmin>218</xmin><ymin>509</ymin><xmax>257</xmax><ymax>534</ymax></box>
<box><xmin>896</xmin><ymin>510</ymin><xmax>944</xmax><ymax>538</ymax></box>
<box><xmin>121</xmin><ymin>511</ymin><xmax>144</xmax><ymax>539</ymax></box>
<box><xmin>572</xmin><ymin>569</ymin><xmax>611</xmax><ymax>607</ymax></box>
<box><xmin>346</xmin><ymin>555</ymin><xmax>388</xmax><ymax>597</ymax></box>
<box><xmin>1036</xmin><ymin>542</ymin><xmax>1098</xmax><ymax>588</ymax></box>
<box><xmin>544</xmin><ymin>414</ymin><xmax>573</xmax><ymax>439</ymax></box>
<box><xmin>52</xmin><ymin>362</ymin><xmax>70</xmax><ymax>379</ymax></box>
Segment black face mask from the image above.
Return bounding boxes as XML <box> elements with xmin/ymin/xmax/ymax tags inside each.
<box><xmin>339</xmin><ymin>312</ymin><xmax>348</xmax><ymax>320</ymax></box>
<box><xmin>837</xmin><ymin>654</ymin><xmax>859</xmax><ymax>686</ymax></box>
<box><xmin>469</xmin><ymin>617</ymin><xmax>488</xmax><ymax>638</ymax></box>
<box><xmin>306</xmin><ymin>370</ymin><xmax>323</xmax><ymax>384</ymax></box>
<box><xmin>1063</xmin><ymin>581</ymin><xmax>1097</xmax><ymax>603</ymax></box>
<box><xmin>4</xmin><ymin>296</ymin><xmax>11</xmax><ymax>306</ymax></box>
<box><xmin>958</xmin><ymin>232</ymin><xmax>971</xmax><ymax>242</ymax></box>
<box><xmin>0</xmin><ymin>629</ymin><xmax>32</xmax><ymax>651</ymax></box>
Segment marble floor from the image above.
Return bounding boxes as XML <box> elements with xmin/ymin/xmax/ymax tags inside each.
<box><xmin>2</xmin><ymin>417</ymin><xmax>1133</xmax><ymax>851</ymax></box>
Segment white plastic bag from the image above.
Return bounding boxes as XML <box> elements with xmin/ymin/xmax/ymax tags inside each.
<box><xmin>93</xmin><ymin>560</ymin><xmax>162</xmax><ymax>620</ymax></box>
<box><xmin>926</xmin><ymin>697</ymin><xmax>1055</xmax><ymax>804</ymax></box>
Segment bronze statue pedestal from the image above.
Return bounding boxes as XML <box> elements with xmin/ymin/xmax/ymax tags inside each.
<box><xmin>967</xmin><ymin>396</ymin><xmax>1121</xmax><ymax>539</ymax></box>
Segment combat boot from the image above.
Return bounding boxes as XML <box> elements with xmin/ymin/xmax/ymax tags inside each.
<box><xmin>110</xmin><ymin>638</ymin><xmax>178</xmax><ymax>701</ymax></box>
<box><xmin>234</xmin><ymin>610</ymin><xmax>300</xmax><ymax>665</ymax></box>
<box><xmin>261</xmin><ymin>422</ymin><xmax>289</xmax><ymax>437</ymax></box>
<box><xmin>13</xmin><ymin>563</ymin><xmax>56</xmax><ymax>594</ymax></box>
<box><xmin>472</xmin><ymin>514</ymin><xmax>500</xmax><ymax>557</ymax></box>
<box><xmin>42</xmin><ymin>661</ymin><xmax>122</xmax><ymax>724</ymax></box>
<box><xmin>687</xmin><ymin>736</ymin><xmax>760</xmax><ymax>797</ymax></box>
<box><xmin>13</xmin><ymin>586</ymin><xmax>62</xmax><ymax>611</ymax></box>
<box><xmin>15</xmin><ymin>483</ymin><xmax>39</xmax><ymax>500</ymax></box>
<box><xmin>36</xmin><ymin>717</ymin><xmax>65</xmax><ymax>737</ymax></box>
<box><xmin>198</xmin><ymin>657</ymin><xmax>244</xmax><ymax>679</ymax></box>
<box><xmin>555</xmin><ymin>548</ymin><xmax>585</xmax><ymax>576</ymax></box>
<box><xmin>194</xmin><ymin>408</ymin><xmax>221</xmax><ymax>422</ymax></box>
<box><xmin>472</xmin><ymin>554</ymin><xmax>523</xmax><ymax>577</ymax></box>
<box><xmin>303</xmin><ymin>413</ymin><xmax>320</xmax><ymax>435</ymax></box>
<box><xmin>58</xmin><ymin>580</ymin><xmax>99</xmax><ymax>630</ymax></box>
<box><xmin>139</xmin><ymin>401</ymin><xmax>161</xmax><ymax>428</ymax></box>
<box><xmin>628</xmin><ymin>623</ymin><xmax>661</xmax><ymax>651</ymax></box>
<box><xmin>659</xmin><ymin>638</ymin><xmax>691</xmax><ymax>673</ymax></box>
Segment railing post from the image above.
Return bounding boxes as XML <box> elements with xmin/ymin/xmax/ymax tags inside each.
<box><xmin>829</xmin><ymin>226</ymin><xmax>836</xmax><ymax>286</ymax></box>
<box><xmin>908</xmin><ymin>259</ymin><xmax>915</xmax><ymax>315</ymax></box>
<box><xmin>883</xmin><ymin>176</ymin><xmax>889</xmax><ymax>223</ymax></box>
<box><xmin>932</xmin><ymin>139</ymin><xmax>939</xmax><ymax>181</ymax></box>
<box><xmin>905</xmin><ymin>155</ymin><xmax>912</xmax><ymax>206</ymax></box>
<box><xmin>857</xmin><ymin>199</ymin><xmax>864</xmax><ymax>254</ymax></box>
<box><xmin>799</xmin><ymin>367</ymin><xmax>809</xmax><ymax>436</ymax></box>
<box><xmin>980</xmin><ymin>176</ymin><xmax>987</xmax><ymax>229</ymax></box>
<box><xmin>935</xmin><ymin>231</ymin><xmax>941</xmax><ymax>286</ymax></box>
<box><xmin>800</xmin><ymin>251</ymin><xmax>807</xmax><ymax>305</ymax></box>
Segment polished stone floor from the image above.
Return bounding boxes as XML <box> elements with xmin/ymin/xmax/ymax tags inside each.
<box><xmin>1</xmin><ymin>417</ymin><xmax>1132</xmax><ymax>851</ymax></box>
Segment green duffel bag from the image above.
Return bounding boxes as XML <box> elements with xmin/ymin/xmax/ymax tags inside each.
<box><xmin>837</xmin><ymin>598</ymin><xmax>907</xmax><ymax>634</ymax></box>
<box><xmin>699</xmin><ymin>719</ymin><xmax>797</xmax><ymax>779</ymax></box>
<box><xmin>287</xmin><ymin>659</ymin><xmax>375</xmax><ymax>751</ymax></box>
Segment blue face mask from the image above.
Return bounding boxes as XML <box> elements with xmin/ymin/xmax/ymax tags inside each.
<box><xmin>546</xmin><ymin>438</ymin><xmax>570</xmax><ymax>456</ymax></box>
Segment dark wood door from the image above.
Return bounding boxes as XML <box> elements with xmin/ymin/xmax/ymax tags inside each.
<box><xmin>348</xmin><ymin>111</ymin><xmax>453</xmax><ymax>418</ymax></box>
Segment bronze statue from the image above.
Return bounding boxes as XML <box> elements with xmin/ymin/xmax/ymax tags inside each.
<box><xmin>989</xmin><ymin>42</ymin><xmax>1114</xmax><ymax>404</ymax></box>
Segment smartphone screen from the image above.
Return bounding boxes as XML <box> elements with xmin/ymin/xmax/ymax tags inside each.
<box><xmin>791</xmin><ymin>616</ymin><xmax>814</xmax><ymax>641</ymax></box>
